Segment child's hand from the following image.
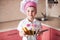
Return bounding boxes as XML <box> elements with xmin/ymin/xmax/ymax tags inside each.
<box><xmin>22</xmin><ymin>27</ymin><xmax>31</xmax><ymax>35</ymax></box>
<box><xmin>19</xmin><ymin>30</ymin><xmax>26</xmax><ymax>37</ymax></box>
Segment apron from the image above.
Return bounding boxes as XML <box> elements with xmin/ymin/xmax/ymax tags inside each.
<box><xmin>22</xmin><ymin>35</ymin><xmax>37</xmax><ymax>40</ymax></box>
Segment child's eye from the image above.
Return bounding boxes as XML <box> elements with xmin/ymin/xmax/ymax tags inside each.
<box><xmin>32</xmin><ymin>11</ymin><xmax>34</xmax><ymax>12</ymax></box>
<box><xmin>28</xmin><ymin>10</ymin><xmax>29</xmax><ymax>12</ymax></box>
<box><xmin>32</xmin><ymin>10</ymin><xmax>35</xmax><ymax>12</ymax></box>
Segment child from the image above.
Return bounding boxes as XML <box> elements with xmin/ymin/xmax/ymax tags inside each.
<box><xmin>17</xmin><ymin>0</ymin><xmax>42</xmax><ymax>40</ymax></box>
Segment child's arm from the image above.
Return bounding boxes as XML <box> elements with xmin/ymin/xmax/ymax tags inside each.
<box><xmin>17</xmin><ymin>21</ymin><xmax>26</xmax><ymax>37</ymax></box>
<box><xmin>19</xmin><ymin>30</ymin><xmax>25</xmax><ymax>37</ymax></box>
<box><xmin>36</xmin><ymin>22</ymin><xmax>48</xmax><ymax>35</ymax></box>
<box><xmin>37</xmin><ymin>29</ymin><xmax>48</xmax><ymax>34</ymax></box>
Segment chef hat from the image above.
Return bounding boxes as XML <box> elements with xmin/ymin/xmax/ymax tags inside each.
<box><xmin>20</xmin><ymin>0</ymin><xmax>38</xmax><ymax>14</ymax></box>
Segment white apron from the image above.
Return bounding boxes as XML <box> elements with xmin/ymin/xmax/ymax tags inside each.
<box><xmin>23</xmin><ymin>35</ymin><xmax>36</xmax><ymax>40</ymax></box>
<box><xmin>17</xmin><ymin>18</ymin><xmax>41</xmax><ymax>40</ymax></box>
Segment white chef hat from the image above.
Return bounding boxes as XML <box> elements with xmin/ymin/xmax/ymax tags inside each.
<box><xmin>20</xmin><ymin>0</ymin><xmax>38</xmax><ymax>14</ymax></box>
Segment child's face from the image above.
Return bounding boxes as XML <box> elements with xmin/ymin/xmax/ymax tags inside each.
<box><xmin>25</xmin><ymin>7</ymin><xmax>37</xmax><ymax>19</ymax></box>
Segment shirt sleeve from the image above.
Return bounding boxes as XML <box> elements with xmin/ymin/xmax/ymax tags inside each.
<box><xmin>17</xmin><ymin>21</ymin><xmax>25</xmax><ymax>37</ymax></box>
<box><xmin>17</xmin><ymin>21</ymin><xmax>23</xmax><ymax>32</ymax></box>
<box><xmin>39</xmin><ymin>22</ymin><xmax>42</xmax><ymax>31</ymax></box>
<box><xmin>35</xmin><ymin>21</ymin><xmax>42</xmax><ymax>34</ymax></box>
<box><xmin>37</xmin><ymin>21</ymin><xmax>42</xmax><ymax>31</ymax></box>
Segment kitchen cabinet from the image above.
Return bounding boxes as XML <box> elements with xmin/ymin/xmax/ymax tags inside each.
<box><xmin>50</xmin><ymin>28</ymin><xmax>60</xmax><ymax>40</ymax></box>
<box><xmin>41</xmin><ymin>25</ymin><xmax>51</xmax><ymax>40</ymax></box>
<box><xmin>41</xmin><ymin>24</ymin><xmax>60</xmax><ymax>40</ymax></box>
<box><xmin>0</xmin><ymin>30</ymin><xmax>22</xmax><ymax>40</ymax></box>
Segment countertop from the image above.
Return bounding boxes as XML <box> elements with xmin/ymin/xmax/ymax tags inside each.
<box><xmin>41</xmin><ymin>17</ymin><xmax>60</xmax><ymax>31</ymax></box>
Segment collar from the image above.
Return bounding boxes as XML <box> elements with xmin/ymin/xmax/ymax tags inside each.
<box><xmin>25</xmin><ymin>18</ymin><xmax>36</xmax><ymax>23</ymax></box>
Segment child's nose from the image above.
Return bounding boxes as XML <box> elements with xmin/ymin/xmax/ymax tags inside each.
<box><xmin>29</xmin><ymin>11</ymin><xmax>32</xmax><ymax>15</ymax></box>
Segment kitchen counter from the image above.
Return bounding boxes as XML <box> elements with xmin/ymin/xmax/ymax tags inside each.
<box><xmin>41</xmin><ymin>17</ymin><xmax>60</xmax><ymax>31</ymax></box>
<box><xmin>0</xmin><ymin>17</ymin><xmax>60</xmax><ymax>32</ymax></box>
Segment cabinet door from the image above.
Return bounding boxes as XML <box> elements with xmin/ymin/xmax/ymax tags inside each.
<box><xmin>41</xmin><ymin>25</ymin><xmax>51</xmax><ymax>40</ymax></box>
<box><xmin>0</xmin><ymin>30</ymin><xmax>22</xmax><ymax>40</ymax></box>
<box><xmin>50</xmin><ymin>29</ymin><xmax>60</xmax><ymax>40</ymax></box>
